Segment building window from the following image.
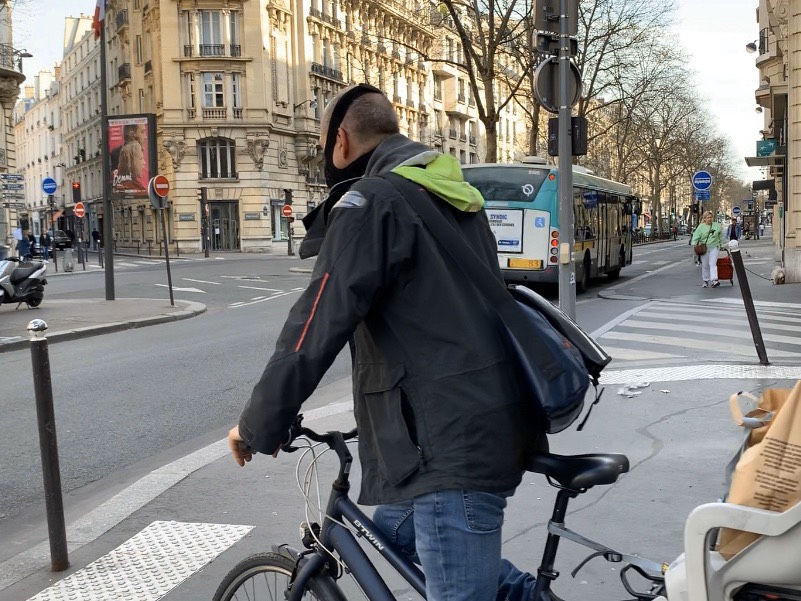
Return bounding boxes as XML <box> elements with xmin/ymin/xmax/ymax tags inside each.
<box><xmin>231</xmin><ymin>73</ymin><xmax>242</xmax><ymax>117</ymax></box>
<box><xmin>133</xmin><ymin>0</ymin><xmax>140</xmax><ymax>9</ymax></box>
<box><xmin>198</xmin><ymin>138</ymin><xmax>236</xmax><ymax>179</ymax></box>
<box><xmin>136</xmin><ymin>35</ymin><xmax>143</xmax><ymax>64</ymax></box>
<box><xmin>138</xmin><ymin>89</ymin><xmax>145</xmax><ymax>112</ymax></box>
<box><xmin>186</xmin><ymin>73</ymin><xmax>196</xmax><ymax>113</ymax></box>
<box><xmin>201</xmin><ymin>72</ymin><xmax>225</xmax><ymax>107</ymax></box>
<box><xmin>199</xmin><ymin>10</ymin><xmax>224</xmax><ymax>55</ymax></box>
<box><xmin>434</xmin><ymin>76</ymin><xmax>443</xmax><ymax>101</ymax></box>
<box><xmin>230</xmin><ymin>11</ymin><xmax>240</xmax><ymax>48</ymax></box>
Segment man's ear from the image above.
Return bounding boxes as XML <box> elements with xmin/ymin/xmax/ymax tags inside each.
<box><xmin>337</xmin><ymin>127</ymin><xmax>350</xmax><ymax>162</ymax></box>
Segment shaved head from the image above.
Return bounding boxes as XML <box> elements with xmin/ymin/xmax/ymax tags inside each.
<box><xmin>321</xmin><ymin>86</ymin><xmax>399</xmax><ymax>150</ymax></box>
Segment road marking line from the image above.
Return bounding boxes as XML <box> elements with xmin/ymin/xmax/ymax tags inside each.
<box><xmin>640</xmin><ymin>310</ymin><xmax>801</xmax><ymax>331</ymax></box>
<box><xmin>706</xmin><ymin>298</ymin><xmax>801</xmax><ymax>311</ymax></box>
<box><xmin>238</xmin><ymin>285</ymin><xmax>284</xmax><ymax>292</ymax></box>
<box><xmin>621</xmin><ymin>319</ymin><xmax>801</xmax><ymax>346</ymax></box>
<box><xmin>602</xmin><ymin>346</ymin><xmax>680</xmax><ymax>360</ymax></box>
<box><xmin>183</xmin><ymin>278</ymin><xmax>220</xmax><ymax>285</ymax></box>
<box><xmin>154</xmin><ymin>284</ymin><xmax>206</xmax><ymax>293</ymax></box>
<box><xmin>25</xmin><ymin>521</ymin><xmax>252</xmax><ymax>601</ymax></box>
<box><xmin>600</xmin><ymin>331</ymin><xmax>801</xmax><ymax>358</ymax></box>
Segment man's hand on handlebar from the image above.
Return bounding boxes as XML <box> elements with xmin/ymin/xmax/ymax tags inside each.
<box><xmin>228</xmin><ymin>425</ymin><xmax>254</xmax><ymax>466</ymax></box>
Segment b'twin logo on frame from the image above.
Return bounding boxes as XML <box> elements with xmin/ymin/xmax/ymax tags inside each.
<box><xmin>353</xmin><ymin>520</ymin><xmax>384</xmax><ymax>551</ymax></box>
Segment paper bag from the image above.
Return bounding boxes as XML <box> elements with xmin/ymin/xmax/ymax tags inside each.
<box><xmin>717</xmin><ymin>382</ymin><xmax>801</xmax><ymax>559</ymax></box>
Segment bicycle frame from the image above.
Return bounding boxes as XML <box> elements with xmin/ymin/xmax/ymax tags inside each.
<box><xmin>287</xmin><ymin>432</ymin><xmax>425</xmax><ymax>601</ymax></box>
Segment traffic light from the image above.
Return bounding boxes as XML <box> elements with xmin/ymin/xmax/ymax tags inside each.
<box><xmin>72</xmin><ymin>181</ymin><xmax>81</xmax><ymax>203</ymax></box>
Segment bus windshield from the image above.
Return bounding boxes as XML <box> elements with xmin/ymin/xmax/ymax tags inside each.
<box><xmin>463</xmin><ymin>167</ymin><xmax>549</xmax><ymax>203</ymax></box>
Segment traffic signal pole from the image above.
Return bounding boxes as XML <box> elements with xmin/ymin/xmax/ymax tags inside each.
<box><xmin>557</xmin><ymin>0</ymin><xmax>576</xmax><ymax>319</ymax></box>
<box><xmin>99</xmin><ymin>18</ymin><xmax>115</xmax><ymax>300</ymax></box>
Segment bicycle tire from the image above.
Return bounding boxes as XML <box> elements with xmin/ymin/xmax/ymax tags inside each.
<box><xmin>212</xmin><ymin>551</ymin><xmax>348</xmax><ymax>601</ymax></box>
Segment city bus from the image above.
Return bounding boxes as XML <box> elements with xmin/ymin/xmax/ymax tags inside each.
<box><xmin>462</xmin><ymin>158</ymin><xmax>640</xmax><ymax>290</ymax></box>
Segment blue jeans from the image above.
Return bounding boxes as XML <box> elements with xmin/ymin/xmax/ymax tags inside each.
<box><xmin>373</xmin><ymin>490</ymin><xmax>537</xmax><ymax>601</ymax></box>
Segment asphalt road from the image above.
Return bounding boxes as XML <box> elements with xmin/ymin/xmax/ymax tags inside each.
<box><xmin>0</xmin><ymin>237</ymin><xmax>781</xmax><ymax>534</ymax></box>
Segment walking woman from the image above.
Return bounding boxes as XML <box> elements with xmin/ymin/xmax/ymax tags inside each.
<box><xmin>691</xmin><ymin>210</ymin><xmax>724</xmax><ymax>287</ymax></box>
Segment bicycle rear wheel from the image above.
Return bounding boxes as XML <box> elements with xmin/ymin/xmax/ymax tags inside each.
<box><xmin>212</xmin><ymin>551</ymin><xmax>347</xmax><ymax>601</ymax></box>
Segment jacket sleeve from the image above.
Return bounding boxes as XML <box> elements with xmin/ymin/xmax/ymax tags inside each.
<box><xmin>238</xmin><ymin>184</ymin><xmax>413</xmax><ymax>454</ymax></box>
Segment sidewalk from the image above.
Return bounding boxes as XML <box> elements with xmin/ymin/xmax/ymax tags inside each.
<box><xmin>0</xmin><ymin>298</ymin><xmax>205</xmax><ymax>353</ymax></box>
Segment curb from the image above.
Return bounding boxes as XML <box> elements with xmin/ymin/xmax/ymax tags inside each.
<box><xmin>289</xmin><ymin>267</ymin><xmax>313</xmax><ymax>274</ymax></box>
<box><xmin>0</xmin><ymin>300</ymin><xmax>206</xmax><ymax>353</ymax></box>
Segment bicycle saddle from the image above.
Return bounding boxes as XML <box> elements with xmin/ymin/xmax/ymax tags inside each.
<box><xmin>525</xmin><ymin>452</ymin><xmax>629</xmax><ymax>490</ymax></box>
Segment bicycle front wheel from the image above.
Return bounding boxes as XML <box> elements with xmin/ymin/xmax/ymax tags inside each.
<box><xmin>212</xmin><ymin>551</ymin><xmax>347</xmax><ymax>601</ymax></box>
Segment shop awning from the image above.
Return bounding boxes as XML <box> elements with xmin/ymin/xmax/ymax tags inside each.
<box><xmin>745</xmin><ymin>154</ymin><xmax>785</xmax><ymax>168</ymax></box>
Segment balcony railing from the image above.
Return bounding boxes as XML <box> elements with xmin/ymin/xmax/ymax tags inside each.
<box><xmin>116</xmin><ymin>9</ymin><xmax>129</xmax><ymax>30</ymax></box>
<box><xmin>311</xmin><ymin>62</ymin><xmax>344</xmax><ymax>82</ymax></box>
<box><xmin>202</xmin><ymin>107</ymin><xmax>226</xmax><ymax>119</ymax></box>
<box><xmin>233</xmin><ymin>108</ymin><xmax>243</xmax><ymax>119</ymax></box>
<box><xmin>118</xmin><ymin>63</ymin><xmax>131</xmax><ymax>82</ymax></box>
<box><xmin>230</xmin><ymin>44</ymin><xmax>242</xmax><ymax>57</ymax></box>
<box><xmin>183</xmin><ymin>45</ymin><xmax>193</xmax><ymax>57</ymax></box>
<box><xmin>188</xmin><ymin>108</ymin><xmax>196</xmax><ymax>119</ymax></box>
<box><xmin>448</xmin><ymin>129</ymin><xmax>457</xmax><ymax>139</ymax></box>
<box><xmin>200</xmin><ymin>44</ymin><xmax>225</xmax><ymax>57</ymax></box>
<box><xmin>406</xmin><ymin>99</ymin><xmax>415</xmax><ymax>108</ymax></box>
<box><xmin>759</xmin><ymin>27</ymin><xmax>769</xmax><ymax>55</ymax></box>
<box><xmin>393</xmin><ymin>94</ymin><xmax>403</xmax><ymax>104</ymax></box>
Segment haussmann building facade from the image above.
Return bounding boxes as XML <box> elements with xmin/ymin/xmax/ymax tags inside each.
<box><xmin>96</xmin><ymin>0</ymin><xmax>523</xmax><ymax>254</ymax></box>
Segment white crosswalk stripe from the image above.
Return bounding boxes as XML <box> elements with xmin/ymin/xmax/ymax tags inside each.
<box><xmin>597</xmin><ymin>300</ymin><xmax>801</xmax><ymax>363</ymax></box>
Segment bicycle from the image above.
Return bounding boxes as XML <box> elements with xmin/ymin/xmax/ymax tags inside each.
<box><xmin>212</xmin><ymin>415</ymin><xmax>668</xmax><ymax>601</ymax></box>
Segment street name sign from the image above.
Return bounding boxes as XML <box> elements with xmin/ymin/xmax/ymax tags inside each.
<box><xmin>2</xmin><ymin>183</ymin><xmax>24</xmax><ymax>190</ymax></box>
<box><xmin>0</xmin><ymin>173</ymin><xmax>24</xmax><ymax>181</ymax></box>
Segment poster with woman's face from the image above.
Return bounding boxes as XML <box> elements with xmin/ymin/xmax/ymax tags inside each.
<box><xmin>108</xmin><ymin>115</ymin><xmax>152</xmax><ymax>199</ymax></box>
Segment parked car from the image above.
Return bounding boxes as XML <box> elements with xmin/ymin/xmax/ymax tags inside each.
<box><xmin>52</xmin><ymin>230</ymin><xmax>72</xmax><ymax>250</ymax></box>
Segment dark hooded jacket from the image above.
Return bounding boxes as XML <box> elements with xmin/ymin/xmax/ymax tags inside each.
<box><xmin>239</xmin><ymin>134</ymin><xmax>542</xmax><ymax>505</ymax></box>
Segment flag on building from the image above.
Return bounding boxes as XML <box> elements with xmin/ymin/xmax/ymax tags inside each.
<box><xmin>92</xmin><ymin>0</ymin><xmax>106</xmax><ymax>40</ymax></box>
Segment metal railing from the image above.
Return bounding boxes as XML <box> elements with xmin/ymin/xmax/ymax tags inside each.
<box><xmin>116</xmin><ymin>9</ymin><xmax>129</xmax><ymax>29</ymax></box>
<box><xmin>200</xmin><ymin>44</ymin><xmax>225</xmax><ymax>56</ymax></box>
<box><xmin>759</xmin><ymin>28</ymin><xmax>770</xmax><ymax>55</ymax></box>
<box><xmin>233</xmin><ymin>108</ymin><xmax>243</xmax><ymax>119</ymax></box>
<box><xmin>118</xmin><ymin>63</ymin><xmax>131</xmax><ymax>82</ymax></box>
<box><xmin>230</xmin><ymin>44</ymin><xmax>242</xmax><ymax>57</ymax></box>
<box><xmin>311</xmin><ymin>62</ymin><xmax>344</xmax><ymax>81</ymax></box>
<box><xmin>183</xmin><ymin>45</ymin><xmax>193</xmax><ymax>57</ymax></box>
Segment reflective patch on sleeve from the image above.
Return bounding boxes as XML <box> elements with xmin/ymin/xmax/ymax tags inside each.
<box><xmin>333</xmin><ymin>191</ymin><xmax>368</xmax><ymax>209</ymax></box>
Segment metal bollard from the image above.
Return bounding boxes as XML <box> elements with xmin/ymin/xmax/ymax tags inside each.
<box><xmin>728</xmin><ymin>240</ymin><xmax>769</xmax><ymax>365</ymax></box>
<box><xmin>28</xmin><ymin>319</ymin><xmax>69</xmax><ymax>571</ymax></box>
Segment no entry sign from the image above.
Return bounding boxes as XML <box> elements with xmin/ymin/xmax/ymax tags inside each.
<box><xmin>74</xmin><ymin>202</ymin><xmax>85</xmax><ymax>218</ymax></box>
<box><xmin>282</xmin><ymin>204</ymin><xmax>293</xmax><ymax>217</ymax></box>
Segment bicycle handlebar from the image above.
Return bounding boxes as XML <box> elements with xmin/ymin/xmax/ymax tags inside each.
<box><xmin>280</xmin><ymin>414</ymin><xmax>357</xmax><ymax>453</ymax></box>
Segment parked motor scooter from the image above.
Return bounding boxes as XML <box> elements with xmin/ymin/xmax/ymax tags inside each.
<box><xmin>0</xmin><ymin>256</ymin><xmax>47</xmax><ymax>308</ymax></box>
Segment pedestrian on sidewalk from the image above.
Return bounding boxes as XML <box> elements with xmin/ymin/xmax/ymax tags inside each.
<box><xmin>39</xmin><ymin>231</ymin><xmax>51</xmax><ymax>261</ymax></box>
<box><xmin>226</xmin><ymin>84</ymin><xmax>543</xmax><ymax>601</ymax></box>
<box><xmin>91</xmin><ymin>228</ymin><xmax>100</xmax><ymax>251</ymax></box>
<box><xmin>692</xmin><ymin>210</ymin><xmax>723</xmax><ymax>287</ymax></box>
<box><xmin>16</xmin><ymin>231</ymin><xmax>31</xmax><ymax>260</ymax></box>
<box><xmin>759</xmin><ymin>221</ymin><xmax>765</xmax><ymax>237</ymax></box>
<box><xmin>726</xmin><ymin>218</ymin><xmax>741</xmax><ymax>242</ymax></box>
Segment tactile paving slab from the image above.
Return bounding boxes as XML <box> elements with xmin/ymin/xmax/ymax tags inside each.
<box><xmin>600</xmin><ymin>363</ymin><xmax>801</xmax><ymax>385</ymax></box>
<box><xmin>27</xmin><ymin>521</ymin><xmax>252</xmax><ymax>601</ymax></box>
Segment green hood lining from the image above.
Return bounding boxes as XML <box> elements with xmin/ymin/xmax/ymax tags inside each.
<box><xmin>391</xmin><ymin>152</ymin><xmax>484</xmax><ymax>212</ymax></box>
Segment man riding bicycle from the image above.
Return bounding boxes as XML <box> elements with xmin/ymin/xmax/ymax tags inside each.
<box><xmin>227</xmin><ymin>84</ymin><xmax>544</xmax><ymax>600</ymax></box>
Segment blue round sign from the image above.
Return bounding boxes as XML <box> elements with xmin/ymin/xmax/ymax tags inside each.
<box><xmin>692</xmin><ymin>170</ymin><xmax>713</xmax><ymax>191</ymax></box>
<box><xmin>42</xmin><ymin>177</ymin><xmax>58</xmax><ymax>195</ymax></box>
<box><xmin>732</xmin><ymin>206</ymin><xmax>741</xmax><ymax>215</ymax></box>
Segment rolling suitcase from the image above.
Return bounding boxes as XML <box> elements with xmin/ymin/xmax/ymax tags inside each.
<box><xmin>717</xmin><ymin>250</ymin><xmax>734</xmax><ymax>285</ymax></box>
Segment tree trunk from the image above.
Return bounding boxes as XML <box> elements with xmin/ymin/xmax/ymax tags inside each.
<box><xmin>483</xmin><ymin>119</ymin><xmax>498</xmax><ymax>163</ymax></box>
<box><xmin>529</xmin><ymin>104</ymin><xmax>541</xmax><ymax>156</ymax></box>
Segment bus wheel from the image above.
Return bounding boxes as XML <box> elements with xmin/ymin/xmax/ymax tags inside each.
<box><xmin>578</xmin><ymin>255</ymin><xmax>591</xmax><ymax>292</ymax></box>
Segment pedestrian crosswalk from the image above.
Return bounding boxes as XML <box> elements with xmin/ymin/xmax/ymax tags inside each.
<box><xmin>595</xmin><ymin>300</ymin><xmax>801</xmax><ymax>364</ymax></box>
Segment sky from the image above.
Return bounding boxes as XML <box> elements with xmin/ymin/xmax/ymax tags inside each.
<box><xmin>12</xmin><ymin>0</ymin><xmax>764</xmax><ymax>183</ymax></box>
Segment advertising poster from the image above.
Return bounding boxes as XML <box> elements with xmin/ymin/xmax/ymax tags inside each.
<box><xmin>485</xmin><ymin>208</ymin><xmax>523</xmax><ymax>253</ymax></box>
<box><xmin>107</xmin><ymin>114</ymin><xmax>156</xmax><ymax>200</ymax></box>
